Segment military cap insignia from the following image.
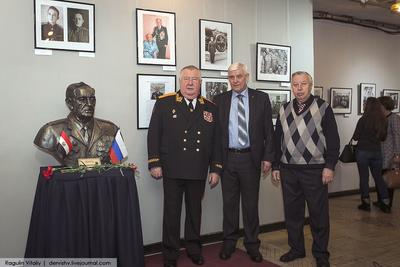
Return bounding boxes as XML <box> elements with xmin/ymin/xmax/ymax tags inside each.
<box><xmin>203</xmin><ymin>111</ymin><xmax>213</xmax><ymax>123</ymax></box>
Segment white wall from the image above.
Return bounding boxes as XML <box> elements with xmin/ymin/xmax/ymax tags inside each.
<box><xmin>0</xmin><ymin>0</ymin><xmax>313</xmax><ymax>256</ymax></box>
<box><xmin>314</xmin><ymin>20</ymin><xmax>400</xmax><ymax>193</ymax></box>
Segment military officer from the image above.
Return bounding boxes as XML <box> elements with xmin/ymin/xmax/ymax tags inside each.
<box><xmin>34</xmin><ymin>82</ymin><xmax>119</xmax><ymax>167</ymax></box>
<box><xmin>41</xmin><ymin>6</ymin><xmax>64</xmax><ymax>41</ymax></box>
<box><xmin>147</xmin><ymin>65</ymin><xmax>222</xmax><ymax>267</ymax></box>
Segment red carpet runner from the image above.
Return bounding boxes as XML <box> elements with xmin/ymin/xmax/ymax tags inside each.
<box><xmin>145</xmin><ymin>243</ymin><xmax>280</xmax><ymax>267</ymax></box>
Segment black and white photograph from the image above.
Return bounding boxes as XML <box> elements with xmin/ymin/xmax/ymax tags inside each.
<box><xmin>34</xmin><ymin>0</ymin><xmax>95</xmax><ymax>52</ymax></box>
<box><xmin>330</xmin><ymin>87</ymin><xmax>352</xmax><ymax>114</ymax></box>
<box><xmin>256</xmin><ymin>43</ymin><xmax>291</xmax><ymax>82</ymax></box>
<box><xmin>258</xmin><ymin>89</ymin><xmax>291</xmax><ymax>125</ymax></box>
<box><xmin>383</xmin><ymin>89</ymin><xmax>400</xmax><ymax>112</ymax></box>
<box><xmin>136</xmin><ymin>9</ymin><xmax>176</xmax><ymax>66</ymax></box>
<box><xmin>137</xmin><ymin>74</ymin><xmax>176</xmax><ymax>129</ymax></box>
<box><xmin>314</xmin><ymin>86</ymin><xmax>323</xmax><ymax>99</ymax></box>
<box><xmin>201</xmin><ymin>77</ymin><xmax>231</xmax><ymax>102</ymax></box>
<box><xmin>359</xmin><ymin>83</ymin><xmax>376</xmax><ymax>114</ymax></box>
<box><xmin>199</xmin><ymin>19</ymin><xmax>232</xmax><ymax>71</ymax></box>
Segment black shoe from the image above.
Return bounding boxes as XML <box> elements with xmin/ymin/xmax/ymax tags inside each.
<box><xmin>219</xmin><ymin>249</ymin><xmax>234</xmax><ymax>260</ymax></box>
<box><xmin>358</xmin><ymin>202</ymin><xmax>371</xmax><ymax>211</ymax></box>
<box><xmin>379</xmin><ymin>202</ymin><xmax>391</xmax><ymax>213</ymax></box>
<box><xmin>247</xmin><ymin>251</ymin><xmax>263</xmax><ymax>263</ymax></box>
<box><xmin>163</xmin><ymin>260</ymin><xmax>177</xmax><ymax>267</ymax></box>
<box><xmin>188</xmin><ymin>254</ymin><xmax>204</xmax><ymax>265</ymax></box>
<box><xmin>279</xmin><ymin>250</ymin><xmax>306</xmax><ymax>262</ymax></box>
<box><xmin>316</xmin><ymin>257</ymin><xmax>330</xmax><ymax>267</ymax></box>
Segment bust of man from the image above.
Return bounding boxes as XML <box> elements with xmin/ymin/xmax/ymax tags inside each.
<box><xmin>34</xmin><ymin>82</ymin><xmax>118</xmax><ymax>166</ymax></box>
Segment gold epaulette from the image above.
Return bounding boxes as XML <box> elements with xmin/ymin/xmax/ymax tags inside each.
<box><xmin>159</xmin><ymin>92</ymin><xmax>176</xmax><ymax>99</ymax></box>
<box><xmin>201</xmin><ymin>96</ymin><xmax>215</xmax><ymax>105</ymax></box>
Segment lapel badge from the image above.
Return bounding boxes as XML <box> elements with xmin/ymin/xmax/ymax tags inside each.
<box><xmin>203</xmin><ymin>111</ymin><xmax>213</xmax><ymax>123</ymax></box>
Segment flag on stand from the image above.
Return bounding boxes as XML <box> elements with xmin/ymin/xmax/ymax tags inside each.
<box><xmin>59</xmin><ymin>130</ymin><xmax>72</xmax><ymax>155</ymax></box>
<box><xmin>109</xmin><ymin>129</ymin><xmax>128</xmax><ymax>164</ymax></box>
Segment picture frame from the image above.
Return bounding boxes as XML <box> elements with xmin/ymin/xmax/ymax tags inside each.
<box><xmin>136</xmin><ymin>8</ymin><xmax>176</xmax><ymax>66</ymax></box>
<box><xmin>314</xmin><ymin>86</ymin><xmax>323</xmax><ymax>99</ymax></box>
<box><xmin>34</xmin><ymin>0</ymin><xmax>95</xmax><ymax>52</ymax></box>
<box><xmin>330</xmin><ymin>87</ymin><xmax>352</xmax><ymax>114</ymax></box>
<box><xmin>201</xmin><ymin>77</ymin><xmax>231</xmax><ymax>102</ymax></box>
<box><xmin>256</xmin><ymin>42</ymin><xmax>291</xmax><ymax>82</ymax></box>
<box><xmin>383</xmin><ymin>89</ymin><xmax>400</xmax><ymax>113</ymax></box>
<box><xmin>257</xmin><ymin>89</ymin><xmax>291</xmax><ymax>125</ymax></box>
<box><xmin>137</xmin><ymin>74</ymin><xmax>176</xmax><ymax>129</ymax></box>
<box><xmin>359</xmin><ymin>83</ymin><xmax>376</xmax><ymax>114</ymax></box>
<box><xmin>199</xmin><ymin>19</ymin><xmax>232</xmax><ymax>71</ymax></box>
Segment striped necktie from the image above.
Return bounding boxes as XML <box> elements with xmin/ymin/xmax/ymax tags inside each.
<box><xmin>237</xmin><ymin>94</ymin><xmax>248</xmax><ymax>146</ymax></box>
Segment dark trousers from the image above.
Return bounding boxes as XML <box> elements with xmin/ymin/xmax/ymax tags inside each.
<box><xmin>355</xmin><ymin>150</ymin><xmax>389</xmax><ymax>200</ymax></box>
<box><xmin>376</xmin><ymin>169</ymin><xmax>395</xmax><ymax>207</ymax></box>
<box><xmin>221</xmin><ymin>151</ymin><xmax>260</xmax><ymax>253</ymax></box>
<box><xmin>281</xmin><ymin>167</ymin><xmax>330</xmax><ymax>260</ymax></box>
<box><xmin>162</xmin><ymin>178</ymin><xmax>206</xmax><ymax>262</ymax></box>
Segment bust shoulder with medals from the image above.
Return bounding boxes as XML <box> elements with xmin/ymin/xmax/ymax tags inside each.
<box><xmin>34</xmin><ymin>82</ymin><xmax>123</xmax><ymax>167</ymax></box>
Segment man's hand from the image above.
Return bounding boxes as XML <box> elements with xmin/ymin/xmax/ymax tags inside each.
<box><xmin>150</xmin><ymin>167</ymin><xmax>163</xmax><ymax>179</ymax></box>
<box><xmin>272</xmin><ymin>170</ymin><xmax>281</xmax><ymax>183</ymax></box>
<box><xmin>322</xmin><ymin>168</ymin><xmax>334</xmax><ymax>184</ymax></box>
<box><xmin>262</xmin><ymin>161</ymin><xmax>272</xmax><ymax>175</ymax></box>
<box><xmin>208</xmin><ymin>172</ymin><xmax>220</xmax><ymax>189</ymax></box>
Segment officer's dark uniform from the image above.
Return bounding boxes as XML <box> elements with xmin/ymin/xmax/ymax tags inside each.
<box><xmin>147</xmin><ymin>91</ymin><xmax>222</xmax><ymax>263</ymax></box>
<box><xmin>41</xmin><ymin>23</ymin><xmax>64</xmax><ymax>41</ymax></box>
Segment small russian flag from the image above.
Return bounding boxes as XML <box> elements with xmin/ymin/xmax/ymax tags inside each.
<box><xmin>109</xmin><ymin>129</ymin><xmax>128</xmax><ymax>164</ymax></box>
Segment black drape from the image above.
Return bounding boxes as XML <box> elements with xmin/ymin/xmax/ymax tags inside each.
<box><xmin>25</xmin><ymin>167</ymin><xmax>144</xmax><ymax>267</ymax></box>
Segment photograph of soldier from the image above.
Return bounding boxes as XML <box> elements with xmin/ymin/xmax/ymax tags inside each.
<box><xmin>150</xmin><ymin>83</ymin><xmax>165</xmax><ymax>100</ymax></box>
<box><xmin>152</xmin><ymin>17</ymin><xmax>169</xmax><ymax>59</ymax></box>
<box><xmin>205</xmin><ymin>81</ymin><xmax>228</xmax><ymax>102</ymax></box>
<box><xmin>259</xmin><ymin>48</ymin><xmax>288</xmax><ymax>75</ymax></box>
<box><xmin>67</xmin><ymin>8</ymin><xmax>89</xmax><ymax>43</ymax></box>
<box><xmin>269</xmin><ymin>93</ymin><xmax>289</xmax><ymax>120</ymax></box>
<box><xmin>332</xmin><ymin>91</ymin><xmax>350</xmax><ymax>109</ymax></box>
<box><xmin>207</xmin><ymin>36</ymin><xmax>217</xmax><ymax>64</ymax></box>
<box><xmin>204</xmin><ymin>27</ymin><xmax>228</xmax><ymax>63</ymax></box>
<box><xmin>41</xmin><ymin>5</ymin><xmax>64</xmax><ymax>41</ymax></box>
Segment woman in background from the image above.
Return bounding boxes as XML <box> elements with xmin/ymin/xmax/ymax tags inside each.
<box><xmin>376</xmin><ymin>96</ymin><xmax>400</xmax><ymax>208</ymax></box>
<box><xmin>353</xmin><ymin>97</ymin><xmax>391</xmax><ymax>213</ymax></box>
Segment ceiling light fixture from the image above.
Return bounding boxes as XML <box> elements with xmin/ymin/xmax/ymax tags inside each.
<box><xmin>391</xmin><ymin>1</ymin><xmax>400</xmax><ymax>13</ymax></box>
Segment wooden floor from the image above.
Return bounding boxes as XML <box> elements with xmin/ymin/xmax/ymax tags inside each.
<box><xmin>237</xmin><ymin>192</ymin><xmax>400</xmax><ymax>267</ymax></box>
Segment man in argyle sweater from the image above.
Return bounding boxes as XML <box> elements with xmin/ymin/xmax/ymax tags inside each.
<box><xmin>272</xmin><ymin>71</ymin><xmax>340</xmax><ymax>267</ymax></box>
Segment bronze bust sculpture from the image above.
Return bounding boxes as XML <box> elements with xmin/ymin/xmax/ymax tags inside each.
<box><xmin>34</xmin><ymin>82</ymin><xmax>119</xmax><ymax>166</ymax></box>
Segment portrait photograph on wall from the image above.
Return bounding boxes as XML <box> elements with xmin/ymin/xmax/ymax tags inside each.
<box><xmin>136</xmin><ymin>8</ymin><xmax>176</xmax><ymax>66</ymax></box>
<box><xmin>258</xmin><ymin>89</ymin><xmax>291</xmax><ymax>125</ymax></box>
<box><xmin>330</xmin><ymin>87</ymin><xmax>352</xmax><ymax>114</ymax></box>
<box><xmin>34</xmin><ymin>0</ymin><xmax>95</xmax><ymax>52</ymax></box>
<box><xmin>137</xmin><ymin>74</ymin><xmax>176</xmax><ymax>129</ymax></box>
<box><xmin>256</xmin><ymin>43</ymin><xmax>291</xmax><ymax>82</ymax></box>
<box><xmin>359</xmin><ymin>83</ymin><xmax>376</xmax><ymax>114</ymax></box>
<box><xmin>201</xmin><ymin>77</ymin><xmax>231</xmax><ymax>102</ymax></box>
<box><xmin>199</xmin><ymin>19</ymin><xmax>232</xmax><ymax>71</ymax></box>
<box><xmin>314</xmin><ymin>86</ymin><xmax>323</xmax><ymax>99</ymax></box>
<box><xmin>383</xmin><ymin>89</ymin><xmax>400</xmax><ymax>112</ymax></box>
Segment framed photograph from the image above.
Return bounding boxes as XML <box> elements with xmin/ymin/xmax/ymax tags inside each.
<box><xmin>314</xmin><ymin>86</ymin><xmax>323</xmax><ymax>99</ymax></box>
<box><xmin>137</xmin><ymin>74</ymin><xmax>176</xmax><ymax>129</ymax></box>
<box><xmin>34</xmin><ymin>0</ymin><xmax>95</xmax><ymax>52</ymax></box>
<box><xmin>383</xmin><ymin>89</ymin><xmax>400</xmax><ymax>113</ymax></box>
<box><xmin>136</xmin><ymin>8</ymin><xmax>176</xmax><ymax>66</ymax></box>
<box><xmin>258</xmin><ymin>89</ymin><xmax>291</xmax><ymax>125</ymax></box>
<box><xmin>256</xmin><ymin>43</ymin><xmax>291</xmax><ymax>82</ymax></box>
<box><xmin>199</xmin><ymin>19</ymin><xmax>232</xmax><ymax>71</ymax></box>
<box><xmin>359</xmin><ymin>83</ymin><xmax>376</xmax><ymax>114</ymax></box>
<box><xmin>201</xmin><ymin>77</ymin><xmax>231</xmax><ymax>102</ymax></box>
<box><xmin>330</xmin><ymin>87</ymin><xmax>352</xmax><ymax>114</ymax></box>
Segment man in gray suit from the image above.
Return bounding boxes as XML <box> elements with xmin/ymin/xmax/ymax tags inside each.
<box><xmin>214</xmin><ymin>62</ymin><xmax>275</xmax><ymax>263</ymax></box>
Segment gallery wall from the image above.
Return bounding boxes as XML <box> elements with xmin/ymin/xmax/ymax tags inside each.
<box><xmin>314</xmin><ymin>20</ymin><xmax>400</xmax><ymax>193</ymax></box>
<box><xmin>0</xmin><ymin>0</ymin><xmax>313</xmax><ymax>256</ymax></box>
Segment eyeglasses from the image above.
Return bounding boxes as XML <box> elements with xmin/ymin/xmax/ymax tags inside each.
<box><xmin>292</xmin><ymin>82</ymin><xmax>309</xmax><ymax>88</ymax></box>
<box><xmin>182</xmin><ymin>77</ymin><xmax>200</xmax><ymax>83</ymax></box>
